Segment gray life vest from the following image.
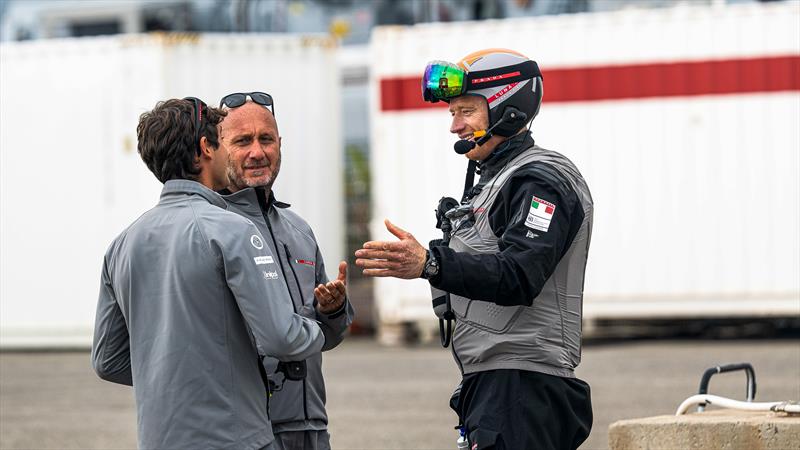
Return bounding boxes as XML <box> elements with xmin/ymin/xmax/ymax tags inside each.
<box><xmin>445</xmin><ymin>145</ymin><xmax>593</xmax><ymax>378</ymax></box>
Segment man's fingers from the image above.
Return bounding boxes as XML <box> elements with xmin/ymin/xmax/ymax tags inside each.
<box><xmin>315</xmin><ymin>284</ymin><xmax>332</xmax><ymax>301</ymax></box>
<box><xmin>330</xmin><ymin>280</ymin><xmax>346</xmax><ymax>297</ymax></box>
<box><xmin>324</xmin><ymin>280</ymin><xmax>345</xmax><ymax>297</ymax></box>
<box><xmin>354</xmin><ymin>249</ymin><xmax>394</xmax><ymax>260</ymax></box>
<box><xmin>354</xmin><ymin>256</ymin><xmax>379</xmax><ymax>268</ymax></box>
<box><xmin>315</xmin><ymin>290</ymin><xmax>329</xmax><ymax>304</ymax></box>
<box><xmin>337</xmin><ymin>261</ymin><xmax>347</xmax><ymax>282</ymax></box>
<box><xmin>361</xmin><ymin>240</ymin><xmax>403</xmax><ymax>252</ymax></box>
<box><xmin>362</xmin><ymin>241</ymin><xmax>388</xmax><ymax>250</ymax></box>
<box><xmin>355</xmin><ymin>258</ymin><xmax>399</xmax><ymax>270</ymax></box>
<box><xmin>384</xmin><ymin>219</ymin><xmax>410</xmax><ymax>240</ymax></box>
<box><xmin>361</xmin><ymin>268</ymin><xmax>398</xmax><ymax>277</ymax></box>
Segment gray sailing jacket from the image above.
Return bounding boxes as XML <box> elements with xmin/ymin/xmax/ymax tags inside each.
<box><xmin>223</xmin><ymin>188</ymin><xmax>354</xmax><ymax>434</ymax></box>
<box><xmin>431</xmin><ymin>142</ymin><xmax>593</xmax><ymax>378</ymax></box>
<box><xmin>92</xmin><ymin>180</ymin><xmax>325</xmax><ymax>450</ymax></box>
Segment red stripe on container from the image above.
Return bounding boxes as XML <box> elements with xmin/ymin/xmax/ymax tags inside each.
<box><xmin>380</xmin><ymin>55</ymin><xmax>800</xmax><ymax>111</ymax></box>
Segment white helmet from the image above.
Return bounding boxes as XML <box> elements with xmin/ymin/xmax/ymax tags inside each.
<box><xmin>422</xmin><ymin>48</ymin><xmax>543</xmax><ymax>137</ymax></box>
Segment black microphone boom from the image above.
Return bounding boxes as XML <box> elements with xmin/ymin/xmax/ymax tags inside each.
<box><xmin>454</xmin><ymin>139</ymin><xmax>476</xmax><ymax>154</ymax></box>
<box><xmin>452</xmin><ymin>106</ymin><xmax>527</xmax><ymax>154</ymax></box>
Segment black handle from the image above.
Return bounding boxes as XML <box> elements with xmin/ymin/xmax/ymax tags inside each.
<box><xmin>697</xmin><ymin>362</ymin><xmax>756</xmax><ymax>412</ymax></box>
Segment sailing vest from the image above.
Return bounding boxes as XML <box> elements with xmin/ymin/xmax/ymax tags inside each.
<box><xmin>447</xmin><ymin>145</ymin><xmax>593</xmax><ymax>377</ymax></box>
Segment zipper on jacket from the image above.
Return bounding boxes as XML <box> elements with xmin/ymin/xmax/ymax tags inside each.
<box><xmin>260</xmin><ymin>199</ymin><xmax>309</xmax><ymax>421</ymax></box>
<box><xmin>264</xmin><ymin>215</ymin><xmax>298</xmax><ymax>314</ymax></box>
<box><xmin>302</xmin><ymin>379</ymin><xmax>309</xmax><ymax>421</ymax></box>
<box><xmin>283</xmin><ymin>243</ymin><xmax>311</xmax><ymax>421</ymax></box>
<box><xmin>282</xmin><ymin>244</ymin><xmax>306</xmax><ymax>312</ymax></box>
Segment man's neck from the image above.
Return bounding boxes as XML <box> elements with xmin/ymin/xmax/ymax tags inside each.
<box><xmin>196</xmin><ymin>172</ymin><xmax>222</xmax><ymax>191</ymax></box>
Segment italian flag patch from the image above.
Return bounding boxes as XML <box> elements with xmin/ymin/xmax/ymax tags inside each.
<box><xmin>525</xmin><ymin>195</ymin><xmax>556</xmax><ymax>232</ymax></box>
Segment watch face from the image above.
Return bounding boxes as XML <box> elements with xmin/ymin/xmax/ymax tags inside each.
<box><xmin>425</xmin><ymin>259</ymin><xmax>439</xmax><ymax>277</ymax></box>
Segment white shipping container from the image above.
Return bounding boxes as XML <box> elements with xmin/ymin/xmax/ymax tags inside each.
<box><xmin>0</xmin><ymin>33</ymin><xmax>344</xmax><ymax>348</ymax></box>
<box><xmin>368</xmin><ymin>2</ymin><xmax>800</xmax><ymax>332</ymax></box>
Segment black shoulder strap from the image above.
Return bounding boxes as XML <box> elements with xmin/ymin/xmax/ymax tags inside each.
<box><xmin>461</xmin><ymin>160</ymin><xmax>478</xmax><ymax>202</ymax></box>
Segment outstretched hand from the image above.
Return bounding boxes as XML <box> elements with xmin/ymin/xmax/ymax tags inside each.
<box><xmin>315</xmin><ymin>261</ymin><xmax>347</xmax><ymax>314</ymax></box>
<box><xmin>354</xmin><ymin>219</ymin><xmax>427</xmax><ymax>279</ymax></box>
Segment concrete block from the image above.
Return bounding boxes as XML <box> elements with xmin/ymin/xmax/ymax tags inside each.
<box><xmin>609</xmin><ymin>409</ymin><xmax>800</xmax><ymax>450</ymax></box>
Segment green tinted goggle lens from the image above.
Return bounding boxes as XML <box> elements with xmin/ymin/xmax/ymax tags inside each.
<box><xmin>422</xmin><ymin>61</ymin><xmax>466</xmax><ymax>101</ymax></box>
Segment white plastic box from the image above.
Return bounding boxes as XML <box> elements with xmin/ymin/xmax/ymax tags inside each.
<box><xmin>0</xmin><ymin>33</ymin><xmax>344</xmax><ymax>347</ymax></box>
<box><xmin>368</xmin><ymin>2</ymin><xmax>800</xmax><ymax>336</ymax></box>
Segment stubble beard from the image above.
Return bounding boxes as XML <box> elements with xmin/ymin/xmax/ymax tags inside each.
<box><xmin>227</xmin><ymin>153</ymin><xmax>281</xmax><ymax>192</ymax></box>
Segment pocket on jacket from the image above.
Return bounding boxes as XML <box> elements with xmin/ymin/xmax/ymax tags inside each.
<box><xmin>283</xmin><ymin>250</ymin><xmax>317</xmax><ymax>308</ymax></box>
<box><xmin>458</xmin><ymin>299</ymin><xmax>524</xmax><ymax>334</ymax></box>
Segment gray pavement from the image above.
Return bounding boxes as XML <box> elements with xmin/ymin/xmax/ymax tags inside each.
<box><xmin>1</xmin><ymin>338</ymin><xmax>798</xmax><ymax>449</ymax></box>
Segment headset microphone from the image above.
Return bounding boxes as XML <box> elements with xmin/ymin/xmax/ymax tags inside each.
<box><xmin>452</xmin><ymin>107</ymin><xmax>528</xmax><ymax>154</ymax></box>
<box><xmin>454</xmin><ymin>137</ymin><xmax>478</xmax><ymax>154</ymax></box>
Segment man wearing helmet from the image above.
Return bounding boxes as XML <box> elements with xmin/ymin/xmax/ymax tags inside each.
<box><xmin>355</xmin><ymin>49</ymin><xmax>593</xmax><ymax>449</ymax></box>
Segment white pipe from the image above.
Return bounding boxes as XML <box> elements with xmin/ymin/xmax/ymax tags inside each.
<box><xmin>675</xmin><ymin>394</ymin><xmax>800</xmax><ymax>416</ymax></box>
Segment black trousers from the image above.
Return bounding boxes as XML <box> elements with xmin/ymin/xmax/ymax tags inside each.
<box><xmin>450</xmin><ymin>369</ymin><xmax>593</xmax><ymax>450</ymax></box>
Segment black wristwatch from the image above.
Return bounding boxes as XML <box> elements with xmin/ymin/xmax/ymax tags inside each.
<box><xmin>420</xmin><ymin>250</ymin><xmax>440</xmax><ymax>279</ymax></box>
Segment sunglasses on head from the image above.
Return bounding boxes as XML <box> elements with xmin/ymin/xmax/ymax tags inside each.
<box><xmin>219</xmin><ymin>92</ymin><xmax>275</xmax><ymax>115</ymax></box>
<box><xmin>183</xmin><ymin>96</ymin><xmax>208</xmax><ymax>155</ymax></box>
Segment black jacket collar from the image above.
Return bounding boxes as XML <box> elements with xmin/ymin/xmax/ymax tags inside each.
<box><xmin>478</xmin><ymin>132</ymin><xmax>535</xmax><ymax>180</ymax></box>
<box><xmin>218</xmin><ymin>187</ymin><xmax>291</xmax><ymax>214</ymax></box>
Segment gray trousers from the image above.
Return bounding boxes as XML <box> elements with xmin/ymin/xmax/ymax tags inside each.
<box><xmin>272</xmin><ymin>430</ymin><xmax>331</xmax><ymax>450</ymax></box>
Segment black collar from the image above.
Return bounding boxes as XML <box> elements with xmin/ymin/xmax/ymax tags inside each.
<box><xmin>255</xmin><ymin>188</ymin><xmax>291</xmax><ymax>210</ymax></box>
<box><xmin>478</xmin><ymin>132</ymin><xmax>535</xmax><ymax>180</ymax></box>
<box><xmin>218</xmin><ymin>187</ymin><xmax>291</xmax><ymax>212</ymax></box>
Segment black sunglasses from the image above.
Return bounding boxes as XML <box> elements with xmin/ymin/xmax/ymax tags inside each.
<box><xmin>183</xmin><ymin>96</ymin><xmax>208</xmax><ymax>156</ymax></box>
<box><xmin>219</xmin><ymin>92</ymin><xmax>275</xmax><ymax>116</ymax></box>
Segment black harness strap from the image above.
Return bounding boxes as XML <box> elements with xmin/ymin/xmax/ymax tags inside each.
<box><xmin>462</xmin><ymin>160</ymin><xmax>478</xmax><ymax>203</ymax></box>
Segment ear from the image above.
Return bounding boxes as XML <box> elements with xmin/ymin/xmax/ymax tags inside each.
<box><xmin>199</xmin><ymin>136</ymin><xmax>215</xmax><ymax>159</ymax></box>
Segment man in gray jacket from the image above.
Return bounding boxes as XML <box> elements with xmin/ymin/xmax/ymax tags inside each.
<box><xmin>92</xmin><ymin>98</ymin><xmax>325</xmax><ymax>450</ymax></box>
<box><xmin>217</xmin><ymin>92</ymin><xmax>354</xmax><ymax>450</ymax></box>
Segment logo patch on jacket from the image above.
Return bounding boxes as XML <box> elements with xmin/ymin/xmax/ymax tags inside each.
<box><xmin>295</xmin><ymin>259</ymin><xmax>315</xmax><ymax>267</ymax></box>
<box><xmin>250</xmin><ymin>235</ymin><xmax>264</xmax><ymax>249</ymax></box>
<box><xmin>525</xmin><ymin>195</ymin><xmax>555</xmax><ymax>232</ymax></box>
<box><xmin>262</xmin><ymin>270</ymin><xmax>279</xmax><ymax>280</ymax></box>
<box><xmin>254</xmin><ymin>256</ymin><xmax>274</xmax><ymax>265</ymax></box>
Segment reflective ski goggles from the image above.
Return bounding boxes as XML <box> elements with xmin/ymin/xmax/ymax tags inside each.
<box><xmin>183</xmin><ymin>96</ymin><xmax>208</xmax><ymax>155</ymax></box>
<box><xmin>422</xmin><ymin>61</ymin><xmax>467</xmax><ymax>103</ymax></box>
<box><xmin>219</xmin><ymin>91</ymin><xmax>274</xmax><ymax>115</ymax></box>
<box><xmin>422</xmin><ymin>59</ymin><xmax>542</xmax><ymax>103</ymax></box>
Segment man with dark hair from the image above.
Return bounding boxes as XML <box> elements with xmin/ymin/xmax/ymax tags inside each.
<box><xmin>218</xmin><ymin>92</ymin><xmax>354</xmax><ymax>450</ymax></box>
<box><xmin>92</xmin><ymin>98</ymin><xmax>324</xmax><ymax>450</ymax></box>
